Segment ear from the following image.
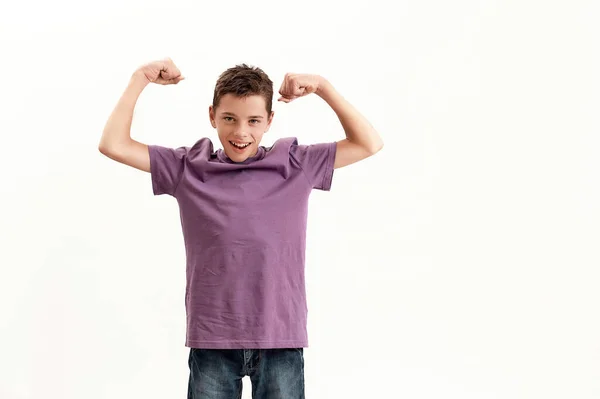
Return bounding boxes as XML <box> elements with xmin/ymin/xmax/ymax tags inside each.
<box><xmin>209</xmin><ymin>105</ymin><xmax>216</xmax><ymax>128</ymax></box>
<box><xmin>265</xmin><ymin>111</ymin><xmax>274</xmax><ymax>132</ymax></box>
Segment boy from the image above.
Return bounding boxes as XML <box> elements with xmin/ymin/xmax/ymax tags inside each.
<box><xmin>98</xmin><ymin>57</ymin><xmax>383</xmax><ymax>399</ymax></box>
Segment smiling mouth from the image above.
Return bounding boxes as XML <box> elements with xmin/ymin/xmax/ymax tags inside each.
<box><xmin>229</xmin><ymin>141</ymin><xmax>252</xmax><ymax>149</ymax></box>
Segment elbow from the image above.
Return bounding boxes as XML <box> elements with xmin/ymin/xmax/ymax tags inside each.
<box><xmin>98</xmin><ymin>135</ymin><xmax>110</xmax><ymax>155</ymax></box>
<box><xmin>98</xmin><ymin>137</ymin><xmax>127</xmax><ymax>157</ymax></box>
<box><xmin>98</xmin><ymin>141</ymin><xmax>120</xmax><ymax>158</ymax></box>
<box><xmin>98</xmin><ymin>142</ymin><xmax>111</xmax><ymax>156</ymax></box>
<box><xmin>369</xmin><ymin>138</ymin><xmax>384</xmax><ymax>155</ymax></box>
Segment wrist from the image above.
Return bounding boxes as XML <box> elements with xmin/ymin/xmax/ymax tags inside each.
<box><xmin>316</xmin><ymin>76</ymin><xmax>334</xmax><ymax>99</ymax></box>
<box><xmin>131</xmin><ymin>70</ymin><xmax>151</xmax><ymax>87</ymax></box>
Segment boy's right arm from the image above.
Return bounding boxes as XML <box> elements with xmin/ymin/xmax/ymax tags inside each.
<box><xmin>98</xmin><ymin>58</ymin><xmax>184</xmax><ymax>173</ymax></box>
<box><xmin>98</xmin><ymin>72</ymin><xmax>152</xmax><ymax>172</ymax></box>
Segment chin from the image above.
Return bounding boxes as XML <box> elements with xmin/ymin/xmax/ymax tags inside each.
<box><xmin>224</xmin><ymin>140</ymin><xmax>258</xmax><ymax>162</ymax></box>
<box><xmin>228</xmin><ymin>152</ymin><xmax>250</xmax><ymax>162</ymax></box>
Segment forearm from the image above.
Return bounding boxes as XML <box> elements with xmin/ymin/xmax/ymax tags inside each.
<box><xmin>316</xmin><ymin>78</ymin><xmax>383</xmax><ymax>153</ymax></box>
<box><xmin>98</xmin><ymin>71</ymin><xmax>150</xmax><ymax>152</ymax></box>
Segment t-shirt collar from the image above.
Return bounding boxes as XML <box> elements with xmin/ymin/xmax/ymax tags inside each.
<box><xmin>216</xmin><ymin>145</ymin><xmax>266</xmax><ymax>164</ymax></box>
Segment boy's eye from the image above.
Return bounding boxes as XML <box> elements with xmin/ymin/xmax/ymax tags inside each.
<box><xmin>223</xmin><ymin>117</ymin><xmax>260</xmax><ymax>124</ymax></box>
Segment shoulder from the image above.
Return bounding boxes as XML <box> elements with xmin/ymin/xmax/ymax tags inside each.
<box><xmin>149</xmin><ymin>137</ymin><xmax>214</xmax><ymax>158</ymax></box>
<box><xmin>256</xmin><ymin>137</ymin><xmax>297</xmax><ymax>162</ymax></box>
<box><xmin>264</xmin><ymin>136</ymin><xmax>323</xmax><ymax>156</ymax></box>
<box><xmin>265</xmin><ymin>137</ymin><xmax>298</xmax><ymax>153</ymax></box>
<box><xmin>188</xmin><ymin>137</ymin><xmax>216</xmax><ymax>156</ymax></box>
<box><xmin>172</xmin><ymin>137</ymin><xmax>218</xmax><ymax>163</ymax></box>
<box><xmin>263</xmin><ymin>137</ymin><xmax>336</xmax><ymax>163</ymax></box>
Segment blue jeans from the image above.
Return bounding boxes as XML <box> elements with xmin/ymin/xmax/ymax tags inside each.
<box><xmin>187</xmin><ymin>348</ymin><xmax>305</xmax><ymax>399</ymax></box>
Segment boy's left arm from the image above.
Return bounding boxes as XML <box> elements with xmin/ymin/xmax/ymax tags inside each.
<box><xmin>278</xmin><ymin>73</ymin><xmax>384</xmax><ymax>169</ymax></box>
<box><xmin>315</xmin><ymin>77</ymin><xmax>384</xmax><ymax>169</ymax></box>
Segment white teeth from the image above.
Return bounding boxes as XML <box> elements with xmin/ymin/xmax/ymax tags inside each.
<box><xmin>231</xmin><ymin>141</ymin><xmax>250</xmax><ymax>149</ymax></box>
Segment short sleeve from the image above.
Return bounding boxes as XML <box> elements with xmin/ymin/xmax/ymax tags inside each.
<box><xmin>148</xmin><ymin>145</ymin><xmax>188</xmax><ymax>196</ymax></box>
<box><xmin>289</xmin><ymin>141</ymin><xmax>337</xmax><ymax>191</ymax></box>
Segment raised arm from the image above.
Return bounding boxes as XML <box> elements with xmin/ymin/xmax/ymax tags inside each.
<box><xmin>315</xmin><ymin>78</ymin><xmax>384</xmax><ymax>169</ymax></box>
<box><xmin>98</xmin><ymin>58</ymin><xmax>184</xmax><ymax>172</ymax></box>
<box><xmin>277</xmin><ymin>73</ymin><xmax>383</xmax><ymax>169</ymax></box>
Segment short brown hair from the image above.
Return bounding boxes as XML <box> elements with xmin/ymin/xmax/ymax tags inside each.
<box><xmin>212</xmin><ymin>64</ymin><xmax>274</xmax><ymax>115</ymax></box>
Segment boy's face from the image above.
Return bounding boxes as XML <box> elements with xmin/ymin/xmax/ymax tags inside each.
<box><xmin>209</xmin><ymin>93</ymin><xmax>274</xmax><ymax>163</ymax></box>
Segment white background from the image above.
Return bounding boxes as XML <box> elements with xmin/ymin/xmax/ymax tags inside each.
<box><xmin>1</xmin><ymin>0</ymin><xmax>599</xmax><ymax>398</ymax></box>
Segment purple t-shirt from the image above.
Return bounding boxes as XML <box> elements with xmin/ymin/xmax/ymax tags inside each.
<box><xmin>148</xmin><ymin>137</ymin><xmax>336</xmax><ymax>349</ymax></box>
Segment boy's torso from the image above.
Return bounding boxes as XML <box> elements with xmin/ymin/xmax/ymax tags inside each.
<box><xmin>149</xmin><ymin>136</ymin><xmax>336</xmax><ymax>349</ymax></box>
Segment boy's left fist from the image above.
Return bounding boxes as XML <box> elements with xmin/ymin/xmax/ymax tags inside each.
<box><xmin>278</xmin><ymin>73</ymin><xmax>324</xmax><ymax>103</ymax></box>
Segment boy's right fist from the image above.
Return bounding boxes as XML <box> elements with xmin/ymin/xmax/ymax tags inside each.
<box><xmin>135</xmin><ymin>58</ymin><xmax>185</xmax><ymax>85</ymax></box>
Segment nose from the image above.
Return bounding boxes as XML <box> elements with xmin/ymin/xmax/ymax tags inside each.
<box><xmin>233</xmin><ymin>132</ymin><xmax>250</xmax><ymax>140</ymax></box>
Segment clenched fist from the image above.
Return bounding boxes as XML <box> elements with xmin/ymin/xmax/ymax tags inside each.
<box><xmin>135</xmin><ymin>58</ymin><xmax>185</xmax><ymax>85</ymax></box>
<box><xmin>277</xmin><ymin>73</ymin><xmax>324</xmax><ymax>103</ymax></box>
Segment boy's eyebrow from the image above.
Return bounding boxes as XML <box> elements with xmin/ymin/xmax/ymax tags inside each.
<box><xmin>221</xmin><ymin>111</ymin><xmax>264</xmax><ymax>119</ymax></box>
